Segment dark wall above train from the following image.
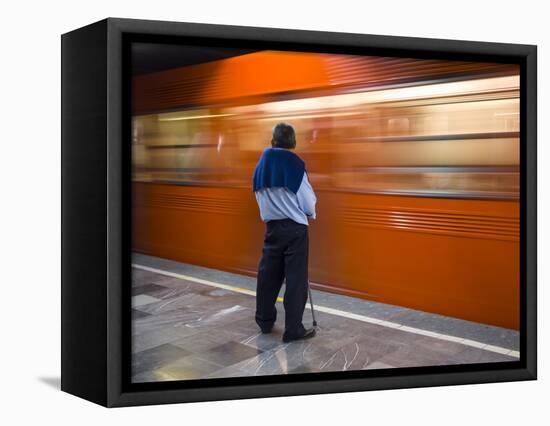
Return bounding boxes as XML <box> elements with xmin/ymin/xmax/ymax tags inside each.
<box><xmin>132</xmin><ymin>43</ymin><xmax>257</xmax><ymax>76</ymax></box>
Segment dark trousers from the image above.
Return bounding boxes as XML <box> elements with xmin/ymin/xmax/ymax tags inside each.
<box><xmin>255</xmin><ymin>219</ymin><xmax>309</xmax><ymax>339</ymax></box>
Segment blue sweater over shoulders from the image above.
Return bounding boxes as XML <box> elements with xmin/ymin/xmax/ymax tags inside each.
<box><xmin>252</xmin><ymin>147</ymin><xmax>316</xmax><ymax>226</ymax></box>
<box><xmin>252</xmin><ymin>148</ymin><xmax>305</xmax><ymax>194</ymax></box>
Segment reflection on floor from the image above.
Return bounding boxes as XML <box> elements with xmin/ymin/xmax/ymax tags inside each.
<box><xmin>131</xmin><ymin>254</ymin><xmax>519</xmax><ymax>383</ymax></box>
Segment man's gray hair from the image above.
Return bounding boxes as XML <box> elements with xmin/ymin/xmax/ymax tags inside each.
<box><xmin>271</xmin><ymin>122</ymin><xmax>296</xmax><ymax>149</ymax></box>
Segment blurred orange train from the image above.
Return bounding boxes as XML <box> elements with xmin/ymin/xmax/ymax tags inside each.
<box><xmin>132</xmin><ymin>51</ymin><xmax>520</xmax><ymax>329</ymax></box>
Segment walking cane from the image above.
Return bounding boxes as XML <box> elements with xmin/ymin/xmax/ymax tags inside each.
<box><xmin>308</xmin><ymin>281</ymin><xmax>318</xmax><ymax>327</ymax></box>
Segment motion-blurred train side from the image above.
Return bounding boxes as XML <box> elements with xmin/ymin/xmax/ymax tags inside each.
<box><xmin>132</xmin><ymin>51</ymin><xmax>520</xmax><ymax>329</ymax></box>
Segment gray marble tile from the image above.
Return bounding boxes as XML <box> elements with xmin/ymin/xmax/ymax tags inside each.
<box><xmin>132</xmin><ymin>309</ymin><xmax>206</xmax><ymax>335</ymax></box>
<box><xmin>134</xmin><ymin>286</ymin><xmax>196</xmax><ymax>303</ymax></box>
<box><xmin>410</xmin><ymin>335</ymin><xmax>476</xmax><ymax>358</ymax></box>
<box><xmin>219</xmin><ymin>341</ymin><xmax>325</xmax><ymax>376</ymax></box>
<box><xmin>314</xmin><ymin>336</ymin><xmax>403</xmax><ymax>372</ymax></box>
<box><xmin>131</xmin><ymin>309</ymin><xmax>151</xmax><ymax>320</ymax></box>
<box><xmin>132</xmin><ymin>325</ymin><xmax>201</xmax><ymax>353</ymax></box>
<box><xmin>287</xmin><ymin>365</ymin><xmax>318</xmax><ymax>375</ymax></box>
<box><xmin>197</xmin><ymin>306</ymin><xmax>254</xmax><ymax>328</ymax></box>
<box><xmin>132</xmin><ymin>343</ymin><xmax>191</xmax><ymax>375</ymax></box>
<box><xmin>205</xmin><ymin>363</ymin><xmax>254</xmax><ymax>379</ymax></box>
<box><xmin>206</xmin><ymin>345</ymin><xmax>292</xmax><ymax>378</ymax></box>
<box><xmin>132</xmin><ymin>283</ymin><xmax>169</xmax><ymax>296</ymax></box>
<box><xmin>145</xmin><ymin>355</ymin><xmax>225</xmax><ymax>381</ymax></box>
<box><xmin>132</xmin><ymin>294</ymin><xmax>161</xmax><ymax>308</ymax></box>
<box><xmin>363</xmin><ymin>361</ymin><xmax>395</xmax><ymax>370</ymax></box>
<box><xmin>131</xmin><ymin>269</ymin><xmax>157</xmax><ymax>287</ymax></box>
<box><xmin>228</xmin><ymin>317</ymin><xmax>264</xmax><ymax>336</ymax></box>
<box><xmin>172</xmin><ymin>328</ymin><xmax>251</xmax><ymax>354</ymax></box>
<box><xmin>452</xmin><ymin>347</ymin><xmax>518</xmax><ymax>364</ymax></box>
<box><xmin>132</xmin><ymin>370</ymin><xmax>161</xmax><ymax>383</ymax></box>
<box><xmin>135</xmin><ymin>293</ymin><xmax>215</xmax><ymax>315</ymax></box>
<box><xmin>207</xmin><ymin>288</ymin><xmax>236</xmax><ymax>297</ymax></box>
<box><xmin>132</xmin><ymin>268</ymin><xmax>185</xmax><ymax>289</ymax></box>
<box><xmin>199</xmin><ymin>341</ymin><xmax>264</xmax><ymax>367</ymax></box>
<box><xmin>204</xmin><ymin>335</ymin><xmax>402</xmax><ymax>378</ymax></box>
<box><xmin>355</xmin><ymin>324</ymin><xmax>446</xmax><ymax>348</ymax></box>
<box><xmin>374</xmin><ymin>342</ymin><xmax>470</xmax><ymax>369</ymax></box>
<box><xmin>240</xmin><ymin>332</ymin><xmax>285</xmax><ymax>352</ymax></box>
<box><xmin>251</xmin><ymin>334</ymin><xmax>393</xmax><ymax>375</ymax></box>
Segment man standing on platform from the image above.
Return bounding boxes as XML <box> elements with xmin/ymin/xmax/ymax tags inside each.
<box><xmin>252</xmin><ymin>123</ymin><xmax>317</xmax><ymax>343</ymax></box>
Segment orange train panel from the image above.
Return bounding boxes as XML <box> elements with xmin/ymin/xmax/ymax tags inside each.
<box><xmin>133</xmin><ymin>182</ymin><xmax>520</xmax><ymax>330</ymax></box>
<box><xmin>132</xmin><ymin>182</ymin><xmax>265</xmax><ymax>275</ymax></box>
<box><xmin>323</xmin><ymin>56</ymin><xmax>518</xmax><ymax>89</ymax></box>
<box><xmin>133</xmin><ymin>51</ymin><xmax>331</xmax><ymax>115</ymax></box>
<box><xmin>318</xmin><ymin>191</ymin><xmax>520</xmax><ymax>330</ymax></box>
<box><xmin>133</xmin><ymin>51</ymin><xmax>519</xmax><ymax>115</ymax></box>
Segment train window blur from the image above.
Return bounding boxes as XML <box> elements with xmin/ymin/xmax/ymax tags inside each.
<box><xmin>132</xmin><ymin>75</ymin><xmax>519</xmax><ymax>199</ymax></box>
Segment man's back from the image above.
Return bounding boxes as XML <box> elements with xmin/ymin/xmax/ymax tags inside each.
<box><xmin>255</xmin><ymin>173</ymin><xmax>316</xmax><ymax>225</ymax></box>
<box><xmin>253</xmin><ymin>147</ymin><xmax>316</xmax><ymax>226</ymax></box>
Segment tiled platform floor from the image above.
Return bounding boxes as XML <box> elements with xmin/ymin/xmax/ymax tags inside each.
<box><xmin>131</xmin><ymin>254</ymin><xmax>519</xmax><ymax>383</ymax></box>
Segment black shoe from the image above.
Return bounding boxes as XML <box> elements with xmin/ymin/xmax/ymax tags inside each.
<box><xmin>282</xmin><ymin>328</ymin><xmax>316</xmax><ymax>343</ymax></box>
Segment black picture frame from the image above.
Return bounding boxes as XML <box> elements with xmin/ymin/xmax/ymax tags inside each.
<box><xmin>61</xmin><ymin>17</ymin><xmax>537</xmax><ymax>407</ymax></box>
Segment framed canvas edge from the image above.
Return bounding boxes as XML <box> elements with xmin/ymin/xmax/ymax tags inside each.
<box><xmin>94</xmin><ymin>17</ymin><xmax>537</xmax><ymax>407</ymax></box>
<box><xmin>61</xmin><ymin>18</ymin><xmax>110</xmax><ymax>407</ymax></box>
